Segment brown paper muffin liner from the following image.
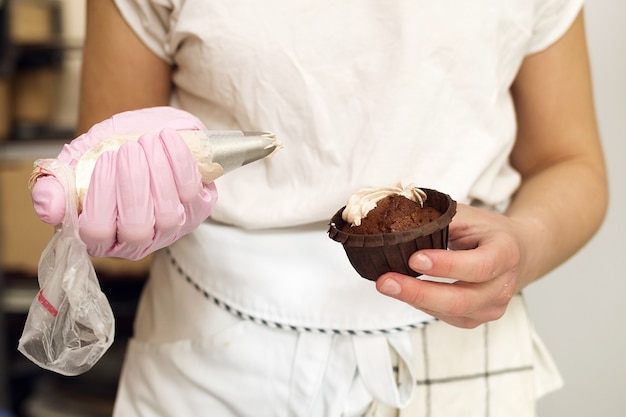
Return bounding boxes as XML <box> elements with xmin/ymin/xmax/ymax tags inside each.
<box><xmin>328</xmin><ymin>188</ymin><xmax>457</xmax><ymax>281</ymax></box>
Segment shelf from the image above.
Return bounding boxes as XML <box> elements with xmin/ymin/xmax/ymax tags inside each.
<box><xmin>0</xmin><ymin>281</ymin><xmax>37</xmax><ymax>314</ymax></box>
<box><xmin>0</xmin><ymin>139</ymin><xmax>65</xmax><ymax>160</ymax></box>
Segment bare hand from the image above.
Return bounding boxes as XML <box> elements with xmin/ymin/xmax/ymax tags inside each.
<box><xmin>376</xmin><ymin>204</ymin><xmax>528</xmax><ymax>328</ymax></box>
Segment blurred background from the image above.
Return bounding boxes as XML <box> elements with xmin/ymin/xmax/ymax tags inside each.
<box><xmin>0</xmin><ymin>0</ymin><xmax>83</xmax><ymax>142</ymax></box>
<box><xmin>0</xmin><ymin>1</ymin><xmax>624</xmax><ymax>416</ymax></box>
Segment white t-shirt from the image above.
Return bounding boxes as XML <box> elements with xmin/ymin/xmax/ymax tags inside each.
<box><xmin>115</xmin><ymin>0</ymin><xmax>583</xmax><ymax>331</ymax></box>
<box><xmin>115</xmin><ymin>0</ymin><xmax>582</xmax><ymax>229</ymax></box>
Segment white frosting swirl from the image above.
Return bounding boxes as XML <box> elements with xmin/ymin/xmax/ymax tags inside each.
<box><xmin>342</xmin><ymin>182</ymin><xmax>427</xmax><ymax>226</ymax></box>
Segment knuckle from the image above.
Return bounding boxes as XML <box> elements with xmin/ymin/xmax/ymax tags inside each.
<box><xmin>447</xmin><ymin>295</ymin><xmax>473</xmax><ymax>317</ymax></box>
<box><xmin>117</xmin><ymin>224</ymin><xmax>154</xmax><ymax>245</ymax></box>
<box><xmin>485</xmin><ymin>306</ymin><xmax>506</xmax><ymax>322</ymax></box>
<box><xmin>405</xmin><ymin>286</ymin><xmax>428</xmax><ymax>307</ymax></box>
<box><xmin>457</xmin><ymin>319</ymin><xmax>482</xmax><ymax>330</ymax></box>
<box><xmin>478</xmin><ymin>256</ymin><xmax>498</xmax><ymax>281</ymax></box>
<box><xmin>79</xmin><ymin>223</ymin><xmax>116</xmax><ymax>246</ymax></box>
<box><xmin>155</xmin><ymin>211</ymin><xmax>184</xmax><ymax>231</ymax></box>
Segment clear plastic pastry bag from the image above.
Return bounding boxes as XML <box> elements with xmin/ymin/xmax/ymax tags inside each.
<box><xmin>18</xmin><ymin>159</ymin><xmax>114</xmax><ymax>376</ymax></box>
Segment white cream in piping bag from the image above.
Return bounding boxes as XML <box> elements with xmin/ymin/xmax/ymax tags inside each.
<box><xmin>342</xmin><ymin>182</ymin><xmax>427</xmax><ymax>226</ymax></box>
<box><xmin>30</xmin><ymin>130</ymin><xmax>282</xmax><ymax>211</ymax></box>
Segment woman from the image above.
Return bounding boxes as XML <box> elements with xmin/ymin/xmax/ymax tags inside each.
<box><xmin>31</xmin><ymin>1</ymin><xmax>607</xmax><ymax>416</ymax></box>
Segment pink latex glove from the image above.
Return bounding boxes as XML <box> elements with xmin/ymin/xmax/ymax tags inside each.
<box><xmin>30</xmin><ymin>106</ymin><xmax>218</xmax><ymax>260</ymax></box>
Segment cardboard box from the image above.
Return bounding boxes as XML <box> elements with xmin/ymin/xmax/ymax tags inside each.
<box><xmin>0</xmin><ymin>158</ymin><xmax>50</xmax><ymax>272</ymax></box>
<box><xmin>10</xmin><ymin>1</ymin><xmax>55</xmax><ymax>43</ymax></box>
<box><xmin>13</xmin><ymin>68</ymin><xmax>57</xmax><ymax>124</ymax></box>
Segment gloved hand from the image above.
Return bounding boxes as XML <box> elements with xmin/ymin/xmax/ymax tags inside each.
<box><xmin>30</xmin><ymin>106</ymin><xmax>218</xmax><ymax>260</ymax></box>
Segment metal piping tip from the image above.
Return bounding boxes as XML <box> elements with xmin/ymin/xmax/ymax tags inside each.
<box><xmin>207</xmin><ymin>131</ymin><xmax>282</xmax><ymax>173</ymax></box>
<box><xmin>70</xmin><ymin>129</ymin><xmax>282</xmax><ymax>208</ymax></box>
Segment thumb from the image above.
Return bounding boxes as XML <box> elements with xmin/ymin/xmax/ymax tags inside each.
<box><xmin>31</xmin><ymin>176</ymin><xmax>67</xmax><ymax>225</ymax></box>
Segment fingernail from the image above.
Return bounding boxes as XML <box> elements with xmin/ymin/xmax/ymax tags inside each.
<box><xmin>412</xmin><ymin>253</ymin><xmax>433</xmax><ymax>271</ymax></box>
<box><xmin>379</xmin><ymin>278</ymin><xmax>402</xmax><ymax>296</ymax></box>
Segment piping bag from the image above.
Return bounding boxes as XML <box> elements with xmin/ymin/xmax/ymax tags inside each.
<box><xmin>18</xmin><ymin>130</ymin><xmax>281</xmax><ymax>376</ymax></box>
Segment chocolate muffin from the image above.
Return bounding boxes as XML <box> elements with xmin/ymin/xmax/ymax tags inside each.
<box><xmin>342</xmin><ymin>193</ymin><xmax>443</xmax><ymax>235</ymax></box>
<box><xmin>328</xmin><ymin>183</ymin><xmax>456</xmax><ymax>281</ymax></box>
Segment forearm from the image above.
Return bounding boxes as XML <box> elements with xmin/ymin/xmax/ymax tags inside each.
<box><xmin>507</xmin><ymin>10</ymin><xmax>608</xmax><ymax>290</ymax></box>
<box><xmin>506</xmin><ymin>155</ymin><xmax>608</xmax><ymax>290</ymax></box>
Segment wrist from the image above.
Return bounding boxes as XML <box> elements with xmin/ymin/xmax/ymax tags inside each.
<box><xmin>506</xmin><ymin>214</ymin><xmax>547</xmax><ymax>290</ymax></box>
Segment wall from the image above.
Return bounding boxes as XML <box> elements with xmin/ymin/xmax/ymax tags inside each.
<box><xmin>524</xmin><ymin>1</ymin><xmax>626</xmax><ymax>416</ymax></box>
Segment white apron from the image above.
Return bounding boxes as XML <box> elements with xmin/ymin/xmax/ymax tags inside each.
<box><xmin>170</xmin><ymin>220</ymin><xmax>435</xmax><ymax>331</ymax></box>
<box><xmin>112</xmin><ymin>222</ymin><xmax>562</xmax><ymax>416</ymax></box>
